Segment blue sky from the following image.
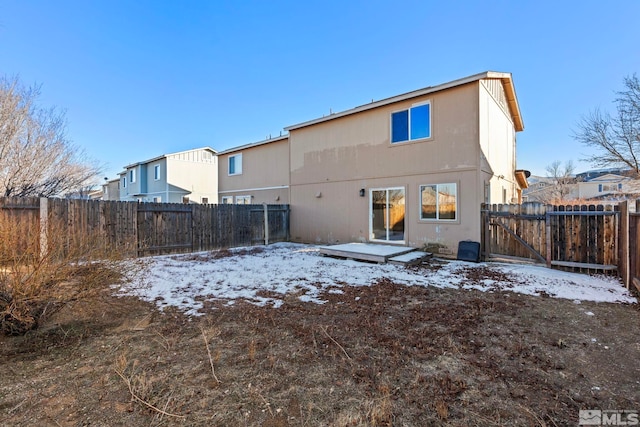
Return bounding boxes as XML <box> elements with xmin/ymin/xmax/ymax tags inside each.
<box><xmin>1</xmin><ymin>0</ymin><xmax>639</xmax><ymax>181</ymax></box>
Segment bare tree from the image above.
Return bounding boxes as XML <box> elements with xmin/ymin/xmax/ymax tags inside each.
<box><xmin>542</xmin><ymin>160</ymin><xmax>576</xmax><ymax>203</ymax></box>
<box><xmin>574</xmin><ymin>74</ymin><xmax>640</xmax><ymax>176</ymax></box>
<box><xmin>0</xmin><ymin>76</ymin><xmax>100</xmax><ymax>197</ymax></box>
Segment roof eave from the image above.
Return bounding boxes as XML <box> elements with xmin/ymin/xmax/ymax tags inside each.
<box><xmin>217</xmin><ymin>135</ymin><xmax>289</xmax><ymax>156</ymax></box>
<box><xmin>284</xmin><ymin>71</ymin><xmax>524</xmax><ymax>133</ymax></box>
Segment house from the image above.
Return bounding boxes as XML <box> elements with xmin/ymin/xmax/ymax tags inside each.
<box><xmin>119</xmin><ymin>147</ymin><xmax>218</xmax><ymax>204</ymax></box>
<box><xmin>216</xmin><ymin>135</ymin><xmax>289</xmax><ymax>205</ymax></box>
<box><xmin>279</xmin><ymin>71</ymin><xmax>525</xmax><ymax>254</ymax></box>
<box><xmin>576</xmin><ymin>173</ymin><xmax>633</xmax><ymax>200</ymax></box>
<box><xmin>102</xmin><ymin>178</ymin><xmax>121</xmax><ymax>201</ymax></box>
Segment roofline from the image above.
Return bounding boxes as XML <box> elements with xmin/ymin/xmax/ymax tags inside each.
<box><xmin>123</xmin><ymin>146</ymin><xmax>217</xmax><ymax>169</ymax></box>
<box><xmin>284</xmin><ymin>71</ymin><xmax>524</xmax><ymax>132</ymax></box>
<box><xmin>216</xmin><ymin>134</ymin><xmax>289</xmax><ymax>156</ymax></box>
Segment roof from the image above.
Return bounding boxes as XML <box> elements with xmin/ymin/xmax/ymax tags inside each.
<box><xmin>284</xmin><ymin>71</ymin><xmax>524</xmax><ymax>132</ymax></box>
<box><xmin>216</xmin><ymin>135</ymin><xmax>289</xmax><ymax>156</ymax></box>
<box><xmin>123</xmin><ymin>146</ymin><xmax>217</xmax><ymax>169</ymax></box>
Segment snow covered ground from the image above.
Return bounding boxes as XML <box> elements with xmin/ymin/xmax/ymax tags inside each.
<box><xmin>118</xmin><ymin>243</ymin><xmax>637</xmax><ymax>316</ymax></box>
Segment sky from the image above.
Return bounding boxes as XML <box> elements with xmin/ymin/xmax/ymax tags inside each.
<box><xmin>1</xmin><ymin>0</ymin><xmax>640</xmax><ymax>182</ymax></box>
<box><xmin>119</xmin><ymin>243</ymin><xmax>636</xmax><ymax>316</ymax></box>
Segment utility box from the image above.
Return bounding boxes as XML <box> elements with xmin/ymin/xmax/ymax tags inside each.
<box><xmin>457</xmin><ymin>240</ymin><xmax>481</xmax><ymax>263</ymax></box>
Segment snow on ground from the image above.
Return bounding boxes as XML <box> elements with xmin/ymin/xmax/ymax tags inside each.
<box><xmin>118</xmin><ymin>243</ymin><xmax>637</xmax><ymax>316</ymax></box>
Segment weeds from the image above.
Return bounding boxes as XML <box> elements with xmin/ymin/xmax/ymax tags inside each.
<box><xmin>0</xmin><ymin>210</ymin><xmax>139</xmax><ymax>335</ymax></box>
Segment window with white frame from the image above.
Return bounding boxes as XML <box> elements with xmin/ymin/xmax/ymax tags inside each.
<box><xmin>235</xmin><ymin>195</ymin><xmax>251</xmax><ymax>204</ymax></box>
<box><xmin>221</xmin><ymin>196</ymin><xmax>233</xmax><ymax>204</ymax></box>
<box><xmin>420</xmin><ymin>183</ymin><xmax>457</xmax><ymax>221</ymax></box>
<box><xmin>129</xmin><ymin>169</ymin><xmax>136</xmax><ymax>183</ymax></box>
<box><xmin>391</xmin><ymin>101</ymin><xmax>431</xmax><ymax>143</ymax></box>
<box><xmin>201</xmin><ymin>197</ymin><xmax>209</xmax><ymax>204</ymax></box>
<box><xmin>154</xmin><ymin>164</ymin><xmax>161</xmax><ymax>180</ymax></box>
<box><xmin>228</xmin><ymin>154</ymin><xmax>242</xmax><ymax>175</ymax></box>
<box><xmin>122</xmin><ymin>176</ymin><xmax>127</xmax><ymax>188</ymax></box>
<box><xmin>153</xmin><ymin>196</ymin><xmax>161</xmax><ymax>203</ymax></box>
<box><xmin>182</xmin><ymin>196</ymin><xmax>190</xmax><ymax>204</ymax></box>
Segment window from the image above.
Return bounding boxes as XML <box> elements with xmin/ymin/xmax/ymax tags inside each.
<box><xmin>153</xmin><ymin>197</ymin><xmax>161</xmax><ymax>203</ymax></box>
<box><xmin>229</xmin><ymin>154</ymin><xmax>243</xmax><ymax>175</ymax></box>
<box><xmin>201</xmin><ymin>197</ymin><xmax>209</xmax><ymax>204</ymax></box>
<box><xmin>154</xmin><ymin>164</ymin><xmax>161</xmax><ymax>180</ymax></box>
<box><xmin>182</xmin><ymin>196</ymin><xmax>190</xmax><ymax>204</ymax></box>
<box><xmin>221</xmin><ymin>196</ymin><xmax>233</xmax><ymax>204</ymax></box>
<box><xmin>129</xmin><ymin>169</ymin><xmax>136</xmax><ymax>183</ymax></box>
<box><xmin>391</xmin><ymin>101</ymin><xmax>431</xmax><ymax>143</ymax></box>
<box><xmin>122</xmin><ymin>176</ymin><xmax>127</xmax><ymax>188</ymax></box>
<box><xmin>420</xmin><ymin>183</ymin><xmax>457</xmax><ymax>221</ymax></box>
<box><xmin>235</xmin><ymin>195</ymin><xmax>251</xmax><ymax>204</ymax></box>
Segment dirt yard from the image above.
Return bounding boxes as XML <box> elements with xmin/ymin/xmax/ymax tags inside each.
<box><xmin>1</xmin><ymin>262</ymin><xmax>639</xmax><ymax>426</ymax></box>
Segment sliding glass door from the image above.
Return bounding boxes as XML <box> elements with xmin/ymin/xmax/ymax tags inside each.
<box><xmin>370</xmin><ymin>187</ymin><xmax>405</xmax><ymax>243</ymax></box>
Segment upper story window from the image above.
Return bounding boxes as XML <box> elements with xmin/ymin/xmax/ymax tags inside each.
<box><xmin>229</xmin><ymin>153</ymin><xmax>243</xmax><ymax>176</ymax></box>
<box><xmin>129</xmin><ymin>169</ymin><xmax>136</xmax><ymax>183</ymax></box>
<box><xmin>391</xmin><ymin>101</ymin><xmax>431</xmax><ymax>144</ymax></box>
<box><xmin>154</xmin><ymin>164</ymin><xmax>161</xmax><ymax>180</ymax></box>
<box><xmin>122</xmin><ymin>176</ymin><xmax>127</xmax><ymax>188</ymax></box>
<box><xmin>420</xmin><ymin>183</ymin><xmax>457</xmax><ymax>221</ymax></box>
<box><xmin>221</xmin><ymin>196</ymin><xmax>233</xmax><ymax>204</ymax></box>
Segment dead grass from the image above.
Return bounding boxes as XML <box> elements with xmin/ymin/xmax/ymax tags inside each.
<box><xmin>0</xmin><ymin>269</ymin><xmax>639</xmax><ymax>426</ymax></box>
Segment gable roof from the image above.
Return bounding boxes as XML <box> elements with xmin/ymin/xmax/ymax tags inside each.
<box><xmin>584</xmin><ymin>173</ymin><xmax>629</xmax><ymax>182</ymax></box>
<box><xmin>123</xmin><ymin>146</ymin><xmax>217</xmax><ymax>169</ymax></box>
<box><xmin>284</xmin><ymin>71</ymin><xmax>524</xmax><ymax>132</ymax></box>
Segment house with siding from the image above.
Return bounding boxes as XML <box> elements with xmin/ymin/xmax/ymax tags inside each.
<box><xmin>119</xmin><ymin>147</ymin><xmax>218</xmax><ymax>204</ymax></box>
<box><xmin>216</xmin><ymin>135</ymin><xmax>290</xmax><ymax>205</ymax></box>
<box><xmin>101</xmin><ymin>178</ymin><xmax>121</xmax><ymax>201</ymax></box>
<box><xmin>279</xmin><ymin>71</ymin><xmax>525</xmax><ymax>254</ymax></box>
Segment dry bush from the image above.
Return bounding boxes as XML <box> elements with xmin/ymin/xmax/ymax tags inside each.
<box><xmin>0</xmin><ymin>212</ymin><xmax>139</xmax><ymax>335</ymax></box>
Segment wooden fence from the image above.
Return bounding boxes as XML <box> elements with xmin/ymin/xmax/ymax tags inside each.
<box><xmin>481</xmin><ymin>201</ymin><xmax>639</xmax><ymax>290</ymax></box>
<box><xmin>0</xmin><ymin>197</ymin><xmax>290</xmax><ymax>260</ymax></box>
<box><xmin>626</xmin><ymin>201</ymin><xmax>640</xmax><ymax>291</ymax></box>
<box><xmin>482</xmin><ymin>202</ymin><xmax>621</xmax><ymax>271</ymax></box>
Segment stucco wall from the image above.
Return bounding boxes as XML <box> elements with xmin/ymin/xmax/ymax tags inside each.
<box><xmin>288</xmin><ymin>82</ymin><xmax>486</xmax><ymax>254</ymax></box>
<box><xmin>218</xmin><ymin>138</ymin><xmax>290</xmax><ymax>204</ymax></box>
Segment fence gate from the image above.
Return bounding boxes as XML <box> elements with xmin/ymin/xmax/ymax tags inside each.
<box><xmin>481</xmin><ymin>203</ymin><xmax>620</xmax><ymax>273</ymax></box>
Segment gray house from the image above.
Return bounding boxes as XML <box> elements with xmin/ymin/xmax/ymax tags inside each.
<box><xmin>118</xmin><ymin>147</ymin><xmax>218</xmax><ymax>204</ymax></box>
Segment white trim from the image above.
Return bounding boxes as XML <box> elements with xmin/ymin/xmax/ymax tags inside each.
<box><xmin>218</xmin><ymin>185</ymin><xmax>289</xmax><ymax>194</ymax></box>
<box><xmin>221</xmin><ymin>196</ymin><xmax>233</xmax><ymax>204</ymax></box>
<box><xmin>154</xmin><ymin>164</ymin><xmax>161</xmax><ymax>180</ymax></box>
<box><xmin>419</xmin><ymin>182</ymin><xmax>458</xmax><ymax>222</ymax></box>
<box><xmin>235</xmin><ymin>195</ymin><xmax>252</xmax><ymax>205</ymax></box>
<box><xmin>369</xmin><ymin>186</ymin><xmax>406</xmax><ymax>244</ymax></box>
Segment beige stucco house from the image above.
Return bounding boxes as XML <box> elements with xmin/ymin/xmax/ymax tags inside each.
<box><xmin>281</xmin><ymin>71</ymin><xmax>525</xmax><ymax>254</ymax></box>
<box><xmin>217</xmin><ymin>135</ymin><xmax>290</xmax><ymax>205</ymax></box>
<box><xmin>119</xmin><ymin>147</ymin><xmax>218</xmax><ymax>204</ymax></box>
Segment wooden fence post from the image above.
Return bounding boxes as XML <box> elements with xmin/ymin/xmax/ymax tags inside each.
<box><xmin>618</xmin><ymin>201</ymin><xmax>629</xmax><ymax>289</ymax></box>
<box><xmin>263</xmin><ymin>203</ymin><xmax>269</xmax><ymax>245</ymax></box>
<box><xmin>39</xmin><ymin>197</ymin><xmax>48</xmax><ymax>259</ymax></box>
<box><xmin>545</xmin><ymin>208</ymin><xmax>552</xmax><ymax>268</ymax></box>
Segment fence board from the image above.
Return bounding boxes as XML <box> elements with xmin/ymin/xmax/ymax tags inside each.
<box><xmin>0</xmin><ymin>198</ymin><xmax>290</xmax><ymax>260</ymax></box>
<box><xmin>482</xmin><ymin>202</ymin><xmax>620</xmax><ymax>274</ymax></box>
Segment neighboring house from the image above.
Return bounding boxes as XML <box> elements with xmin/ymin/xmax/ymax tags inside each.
<box><xmin>278</xmin><ymin>71</ymin><xmax>525</xmax><ymax>253</ymax></box>
<box><xmin>523</xmin><ymin>175</ymin><xmax>576</xmax><ymax>203</ymax></box>
<box><xmin>217</xmin><ymin>135</ymin><xmax>289</xmax><ymax>205</ymax></box>
<box><xmin>577</xmin><ymin>173</ymin><xmax>633</xmax><ymax>200</ymax></box>
<box><xmin>119</xmin><ymin>147</ymin><xmax>218</xmax><ymax>204</ymax></box>
<box><xmin>102</xmin><ymin>178</ymin><xmax>121</xmax><ymax>201</ymax></box>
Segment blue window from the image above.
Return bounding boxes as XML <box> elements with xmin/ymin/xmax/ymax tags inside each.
<box><xmin>391</xmin><ymin>102</ymin><xmax>431</xmax><ymax>143</ymax></box>
<box><xmin>229</xmin><ymin>153</ymin><xmax>242</xmax><ymax>176</ymax></box>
